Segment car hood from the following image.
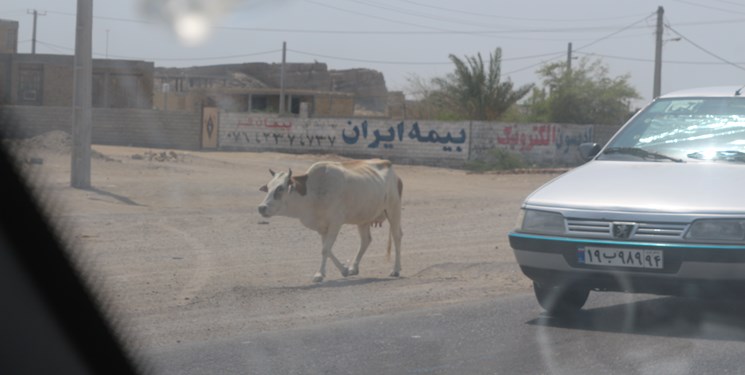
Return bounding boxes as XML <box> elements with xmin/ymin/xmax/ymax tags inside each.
<box><xmin>525</xmin><ymin>161</ymin><xmax>745</xmax><ymax>215</ymax></box>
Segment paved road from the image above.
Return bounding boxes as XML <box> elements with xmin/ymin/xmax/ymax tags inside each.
<box><xmin>150</xmin><ymin>292</ymin><xmax>745</xmax><ymax>374</ymax></box>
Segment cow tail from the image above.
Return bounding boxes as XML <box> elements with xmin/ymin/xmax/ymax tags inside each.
<box><xmin>386</xmin><ymin>177</ymin><xmax>403</xmax><ymax>262</ymax></box>
<box><xmin>386</xmin><ymin>221</ymin><xmax>392</xmax><ymax>262</ymax></box>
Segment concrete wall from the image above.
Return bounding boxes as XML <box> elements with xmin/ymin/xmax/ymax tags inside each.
<box><xmin>2</xmin><ymin>105</ymin><xmax>616</xmax><ymax>167</ymax></box>
<box><xmin>470</xmin><ymin>122</ymin><xmax>594</xmax><ymax>166</ymax></box>
<box><xmin>592</xmin><ymin>123</ymin><xmax>624</xmax><ymax>148</ymax></box>
<box><xmin>218</xmin><ymin>112</ymin><xmax>596</xmax><ymax>167</ymax></box>
<box><xmin>219</xmin><ymin>113</ymin><xmax>469</xmax><ymax>167</ymax></box>
<box><xmin>1</xmin><ymin>105</ymin><xmax>200</xmax><ymax>150</ymax></box>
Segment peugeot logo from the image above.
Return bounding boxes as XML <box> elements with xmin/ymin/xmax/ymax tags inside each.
<box><xmin>612</xmin><ymin>222</ymin><xmax>636</xmax><ymax>239</ymax></box>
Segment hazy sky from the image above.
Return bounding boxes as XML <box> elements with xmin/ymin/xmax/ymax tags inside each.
<box><xmin>3</xmin><ymin>0</ymin><xmax>745</xmax><ymax>105</ymax></box>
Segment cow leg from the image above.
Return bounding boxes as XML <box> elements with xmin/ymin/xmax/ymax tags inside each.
<box><xmin>388</xmin><ymin>208</ymin><xmax>403</xmax><ymax>278</ymax></box>
<box><xmin>348</xmin><ymin>224</ymin><xmax>372</xmax><ymax>276</ymax></box>
<box><xmin>313</xmin><ymin>223</ymin><xmax>347</xmax><ymax>282</ymax></box>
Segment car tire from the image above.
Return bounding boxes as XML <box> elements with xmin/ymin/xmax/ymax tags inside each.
<box><xmin>533</xmin><ymin>281</ymin><xmax>590</xmax><ymax>316</ymax></box>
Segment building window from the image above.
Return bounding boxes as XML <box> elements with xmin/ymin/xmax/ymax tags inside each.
<box><xmin>17</xmin><ymin>66</ymin><xmax>43</xmax><ymax>105</ymax></box>
<box><xmin>92</xmin><ymin>73</ymin><xmax>107</xmax><ymax>108</ymax></box>
<box><xmin>251</xmin><ymin>95</ymin><xmax>268</xmax><ymax>112</ymax></box>
<box><xmin>109</xmin><ymin>74</ymin><xmax>143</xmax><ymax>108</ymax></box>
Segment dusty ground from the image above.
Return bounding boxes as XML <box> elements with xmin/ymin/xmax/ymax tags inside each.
<box><xmin>9</xmin><ymin>132</ymin><xmax>560</xmax><ymax>354</ymax></box>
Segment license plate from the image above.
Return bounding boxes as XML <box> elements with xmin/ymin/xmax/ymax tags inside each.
<box><xmin>578</xmin><ymin>247</ymin><xmax>663</xmax><ymax>269</ymax></box>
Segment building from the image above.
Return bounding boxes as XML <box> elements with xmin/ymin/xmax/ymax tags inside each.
<box><xmin>154</xmin><ymin>63</ymin><xmax>388</xmax><ymax>117</ymax></box>
<box><xmin>0</xmin><ymin>17</ymin><xmax>390</xmax><ymax>119</ymax></box>
<box><xmin>0</xmin><ymin>19</ymin><xmax>18</xmax><ymax>54</ymax></box>
<box><xmin>0</xmin><ymin>53</ymin><xmax>153</xmax><ymax>108</ymax></box>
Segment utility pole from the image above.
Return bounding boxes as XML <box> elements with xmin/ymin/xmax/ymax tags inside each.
<box><xmin>71</xmin><ymin>0</ymin><xmax>93</xmax><ymax>189</ymax></box>
<box><xmin>566</xmin><ymin>42</ymin><xmax>573</xmax><ymax>72</ymax></box>
<box><xmin>27</xmin><ymin>9</ymin><xmax>46</xmax><ymax>54</ymax></box>
<box><xmin>279</xmin><ymin>41</ymin><xmax>286</xmax><ymax>116</ymax></box>
<box><xmin>653</xmin><ymin>6</ymin><xmax>664</xmax><ymax>99</ymax></box>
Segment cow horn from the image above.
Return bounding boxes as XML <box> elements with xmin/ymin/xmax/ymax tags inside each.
<box><xmin>269</xmin><ymin>169</ymin><xmax>276</xmax><ymax>176</ymax></box>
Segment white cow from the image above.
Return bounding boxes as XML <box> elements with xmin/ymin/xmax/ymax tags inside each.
<box><xmin>258</xmin><ymin>159</ymin><xmax>403</xmax><ymax>282</ymax></box>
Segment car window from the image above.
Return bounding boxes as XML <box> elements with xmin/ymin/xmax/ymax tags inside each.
<box><xmin>601</xmin><ymin>97</ymin><xmax>745</xmax><ymax>161</ymax></box>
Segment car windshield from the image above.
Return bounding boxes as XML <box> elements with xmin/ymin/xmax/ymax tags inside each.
<box><xmin>599</xmin><ymin>97</ymin><xmax>745</xmax><ymax>162</ymax></box>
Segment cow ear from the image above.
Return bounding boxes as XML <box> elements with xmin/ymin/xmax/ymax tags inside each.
<box><xmin>291</xmin><ymin>175</ymin><xmax>308</xmax><ymax>196</ymax></box>
<box><xmin>260</xmin><ymin>185</ymin><xmax>268</xmax><ymax>192</ymax></box>
<box><xmin>269</xmin><ymin>169</ymin><xmax>276</xmax><ymax>177</ymax></box>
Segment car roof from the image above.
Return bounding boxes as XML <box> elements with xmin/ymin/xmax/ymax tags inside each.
<box><xmin>660</xmin><ymin>86</ymin><xmax>744</xmax><ymax>98</ymax></box>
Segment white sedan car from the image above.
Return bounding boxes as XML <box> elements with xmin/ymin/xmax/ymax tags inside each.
<box><xmin>510</xmin><ymin>86</ymin><xmax>745</xmax><ymax>315</ymax></box>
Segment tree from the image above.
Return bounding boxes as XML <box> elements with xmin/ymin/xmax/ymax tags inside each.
<box><xmin>406</xmin><ymin>48</ymin><xmax>533</xmax><ymax>121</ymax></box>
<box><xmin>530</xmin><ymin>57</ymin><xmax>640</xmax><ymax>125</ymax></box>
<box><xmin>404</xmin><ymin>73</ymin><xmax>462</xmax><ymax>121</ymax></box>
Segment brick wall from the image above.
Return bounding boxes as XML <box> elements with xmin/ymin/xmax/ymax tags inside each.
<box><xmin>93</xmin><ymin>108</ymin><xmax>200</xmax><ymax>149</ymax></box>
<box><xmin>1</xmin><ymin>105</ymin><xmax>200</xmax><ymax>150</ymax></box>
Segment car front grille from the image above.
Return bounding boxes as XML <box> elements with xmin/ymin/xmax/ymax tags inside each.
<box><xmin>566</xmin><ymin>219</ymin><xmax>688</xmax><ymax>240</ymax></box>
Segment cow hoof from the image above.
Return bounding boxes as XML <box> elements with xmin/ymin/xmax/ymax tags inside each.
<box><xmin>347</xmin><ymin>267</ymin><xmax>359</xmax><ymax>276</ymax></box>
<box><xmin>341</xmin><ymin>267</ymin><xmax>350</xmax><ymax>277</ymax></box>
<box><xmin>312</xmin><ymin>273</ymin><xmax>324</xmax><ymax>283</ymax></box>
<box><xmin>389</xmin><ymin>271</ymin><xmax>400</xmax><ymax>278</ymax></box>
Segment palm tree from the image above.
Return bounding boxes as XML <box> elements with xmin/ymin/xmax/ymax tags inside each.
<box><xmin>435</xmin><ymin>48</ymin><xmax>533</xmax><ymax>120</ymax></box>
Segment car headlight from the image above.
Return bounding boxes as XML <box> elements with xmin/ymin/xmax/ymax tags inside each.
<box><xmin>520</xmin><ymin>209</ymin><xmax>566</xmax><ymax>235</ymax></box>
<box><xmin>685</xmin><ymin>220</ymin><xmax>745</xmax><ymax>242</ymax></box>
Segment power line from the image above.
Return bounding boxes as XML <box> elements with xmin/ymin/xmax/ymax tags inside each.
<box><xmin>34</xmin><ymin>40</ymin><xmax>69</xmax><ymax>53</ymax></box>
<box><xmin>335</xmin><ymin>0</ymin><xmax>649</xmax><ymax>31</ymax></box>
<box><xmin>280</xmin><ymin>13</ymin><xmax>654</xmax><ymax>75</ymax></box>
<box><xmin>335</xmin><ymin>0</ymin><xmax>504</xmax><ymax>29</ymax></box>
<box><xmin>573</xmin><ymin>12</ymin><xmax>656</xmax><ymax>51</ymax></box>
<box><xmin>673</xmin><ymin>0</ymin><xmax>745</xmax><ymax>15</ymax></box>
<box><xmin>33</xmin><ymin>39</ymin><xmax>282</xmax><ymax>62</ymax></box>
<box><xmin>502</xmin><ymin>12</ymin><xmax>656</xmax><ymax>77</ymax></box>
<box><xmin>711</xmin><ymin>0</ymin><xmax>745</xmax><ymax>7</ymax></box>
<box><xmin>287</xmin><ymin>48</ymin><xmax>570</xmax><ymax>66</ymax></box>
<box><xmin>32</xmin><ymin>37</ymin><xmax>744</xmax><ymax>71</ymax></box>
<box><xmin>289</xmin><ymin>49</ymin><xmax>449</xmax><ymax>65</ymax></box>
<box><xmin>146</xmin><ymin>50</ymin><xmax>283</xmax><ymax>62</ymax></box>
<box><xmin>664</xmin><ymin>22</ymin><xmax>745</xmax><ymax>72</ymax></box>
<box><xmin>39</xmin><ymin>7</ymin><xmax>648</xmax><ymax>35</ymax></box>
<box><xmin>23</xmin><ymin>9</ymin><xmax>745</xmax><ymax>77</ymax></box>
<box><xmin>504</xmin><ymin>54</ymin><xmax>565</xmax><ymax>76</ymax></box>
<box><xmin>575</xmin><ymin>51</ymin><xmax>745</xmax><ymax>65</ymax></box>
<box><xmin>45</xmin><ymin>9</ymin><xmax>152</xmax><ymax>24</ymax></box>
<box><xmin>216</xmin><ymin>24</ymin><xmax>656</xmax><ymax>35</ymax></box>
<box><xmin>303</xmin><ymin>0</ymin><xmax>457</xmax><ymax>32</ymax></box>
<box><xmin>398</xmin><ymin>0</ymin><xmax>650</xmax><ymax>23</ymax></box>
<box><xmin>38</xmin><ymin>8</ymin><xmax>745</xmax><ymax>36</ymax></box>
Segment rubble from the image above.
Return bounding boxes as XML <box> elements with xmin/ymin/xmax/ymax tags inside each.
<box><xmin>132</xmin><ymin>150</ymin><xmax>186</xmax><ymax>162</ymax></box>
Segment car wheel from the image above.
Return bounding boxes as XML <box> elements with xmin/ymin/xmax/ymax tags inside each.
<box><xmin>533</xmin><ymin>281</ymin><xmax>590</xmax><ymax>316</ymax></box>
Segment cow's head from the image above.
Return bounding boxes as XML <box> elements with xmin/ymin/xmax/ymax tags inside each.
<box><xmin>258</xmin><ymin>168</ymin><xmax>307</xmax><ymax>218</ymax></box>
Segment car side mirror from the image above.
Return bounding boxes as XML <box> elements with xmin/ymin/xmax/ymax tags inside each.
<box><xmin>579</xmin><ymin>143</ymin><xmax>601</xmax><ymax>161</ymax></box>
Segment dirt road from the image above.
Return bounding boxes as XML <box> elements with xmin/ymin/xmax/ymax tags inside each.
<box><xmin>12</xmin><ymin>135</ymin><xmax>560</xmax><ymax>353</ymax></box>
